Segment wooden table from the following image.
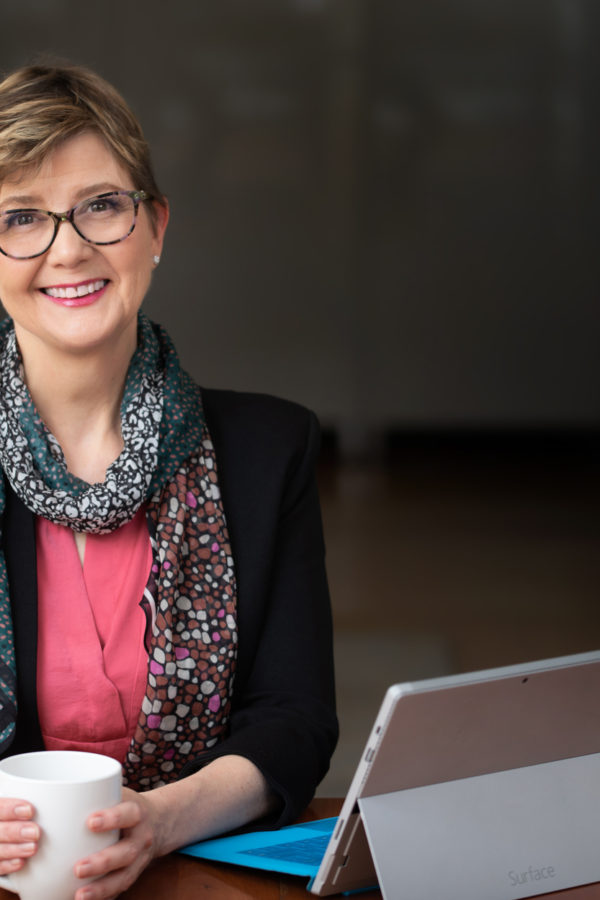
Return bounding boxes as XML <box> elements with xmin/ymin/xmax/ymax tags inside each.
<box><xmin>1</xmin><ymin>798</ymin><xmax>599</xmax><ymax>899</ymax></box>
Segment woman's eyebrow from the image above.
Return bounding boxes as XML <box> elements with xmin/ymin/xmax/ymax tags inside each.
<box><xmin>0</xmin><ymin>193</ymin><xmax>40</xmax><ymax>208</ymax></box>
<box><xmin>72</xmin><ymin>183</ymin><xmax>124</xmax><ymax>201</ymax></box>
<box><xmin>0</xmin><ymin>183</ymin><xmax>125</xmax><ymax>210</ymax></box>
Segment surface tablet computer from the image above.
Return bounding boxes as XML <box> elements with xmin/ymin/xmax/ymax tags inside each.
<box><xmin>312</xmin><ymin>649</ymin><xmax>600</xmax><ymax>898</ymax></box>
<box><xmin>181</xmin><ymin>650</ymin><xmax>600</xmax><ymax>899</ymax></box>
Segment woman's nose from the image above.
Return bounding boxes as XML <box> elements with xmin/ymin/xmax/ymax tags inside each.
<box><xmin>45</xmin><ymin>218</ymin><xmax>93</xmax><ymax>265</ymax></box>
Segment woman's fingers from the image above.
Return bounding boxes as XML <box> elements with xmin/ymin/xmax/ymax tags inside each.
<box><xmin>76</xmin><ymin>833</ymin><xmax>144</xmax><ymax>879</ymax></box>
<box><xmin>0</xmin><ymin>799</ymin><xmax>34</xmax><ymax>821</ymax></box>
<box><xmin>74</xmin><ymin>862</ymin><xmax>141</xmax><ymax>900</ymax></box>
<box><xmin>0</xmin><ymin>821</ymin><xmax>39</xmax><ymax>845</ymax></box>
<box><xmin>73</xmin><ymin>791</ymin><xmax>158</xmax><ymax>900</ymax></box>
<box><xmin>0</xmin><ymin>840</ymin><xmax>37</xmax><ymax>860</ymax></box>
<box><xmin>0</xmin><ymin>799</ymin><xmax>40</xmax><ymax>870</ymax></box>
<box><xmin>73</xmin><ymin>830</ymin><xmax>153</xmax><ymax>900</ymax></box>
<box><xmin>86</xmin><ymin>799</ymin><xmax>142</xmax><ymax>834</ymax></box>
<box><xmin>0</xmin><ymin>800</ymin><xmax>40</xmax><ymax>875</ymax></box>
<box><xmin>0</xmin><ymin>858</ymin><xmax>27</xmax><ymax>874</ymax></box>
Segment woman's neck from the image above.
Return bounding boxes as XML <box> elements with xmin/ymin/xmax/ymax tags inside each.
<box><xmin>19</xmin><ymin>335</ymin><xmax>136</xmax><ymax>484</ymax></box>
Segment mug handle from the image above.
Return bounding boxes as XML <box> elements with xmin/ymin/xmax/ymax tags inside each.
<box><xmin>0</xmin><ymin>874</ymin><xmax>17</xmax><ymax>893</ymax></box>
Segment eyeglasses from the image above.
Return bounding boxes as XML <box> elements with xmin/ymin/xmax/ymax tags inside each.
<box><xmin>0</xmin><ymin>190</ymin><xmax>150</xmax><ymax>260</ymax></box>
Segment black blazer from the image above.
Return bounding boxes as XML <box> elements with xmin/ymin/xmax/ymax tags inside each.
<box><xmin>3</xmin><ymin>389</ymin><xmax>338</xmax><ymax>825</ymax></box>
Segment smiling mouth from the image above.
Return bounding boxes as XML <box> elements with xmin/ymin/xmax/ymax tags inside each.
<box><xmin>42</xmin><ymin>279</ymin><xmax>108</xmax><ymax>299</ymax></box>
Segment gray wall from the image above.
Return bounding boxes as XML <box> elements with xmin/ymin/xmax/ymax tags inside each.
<box><xmin>1</xmin><ymin>0</ymin><xmax>599</xmax><ymax>436</ymax></box>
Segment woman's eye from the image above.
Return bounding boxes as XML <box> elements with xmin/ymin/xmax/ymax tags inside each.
<box><xmin>3</xmin><ymin>212</ymin><xmax>40</xmax><ymax>229</ymax></box>
<box><xmin>88</xmin><ymin>199</ymin><xmax>111</xmax><ymax>213</ymax></box>
<box><xmin>85</xmin><ymin>196</ymin><xmax>121</xmax><ymax>215</ymax></box>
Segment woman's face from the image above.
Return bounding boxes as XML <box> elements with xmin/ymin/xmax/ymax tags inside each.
<box><xmin>0</xmin><ymin>131</ymin><xmax>168</xmax><ymax>361</ymax></box>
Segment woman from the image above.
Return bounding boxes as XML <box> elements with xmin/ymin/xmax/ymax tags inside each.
<box><xmin>0</xmin><ymin>63</ymin><xmax>337</xmax><ymax>899</ymax></box>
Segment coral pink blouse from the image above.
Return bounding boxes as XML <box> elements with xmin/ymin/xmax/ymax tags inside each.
<box><xmin>36</xmin><ymin>508</ymin><xmax>152</xmax><ymax>763</ymax></box>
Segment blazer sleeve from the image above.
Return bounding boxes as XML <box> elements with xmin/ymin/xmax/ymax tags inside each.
<box><xmin>180</xmin><ymin>390</ymin><xmax>339</xmax><ymax>826</ymax></box>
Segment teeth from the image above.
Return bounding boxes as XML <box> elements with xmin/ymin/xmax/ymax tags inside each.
<box><xmin>45</xmin><ymin>280</ymin><xmax>106</xmax><ymax>299</ymax></box>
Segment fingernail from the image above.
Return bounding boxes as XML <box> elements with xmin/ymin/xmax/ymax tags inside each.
<box><xmin>76</xmin><ymin>862</ymin><xmax>92</xmax><ymax>878</ymax></box>
<box><xmin>20</xmin><ymin>825</ymin><xmax>38</xmax><ymax>840</ymax></box>
<box><xmin>14</xmin><ymin>804</ymin><xmax>33</xmax><ymax>819</ymax></box>
<box><xmin>20</xmin><ymin>843</ymin><xmax>36</xmax><ymax>855</ymax></box>
<box><xmin>88</xmin><ymin>815</ymin><xmax>103</xmax><ymax>830</ymax></box>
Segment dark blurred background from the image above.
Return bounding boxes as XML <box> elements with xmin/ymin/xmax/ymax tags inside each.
<box><xmin>1</xmin><ymin>0</ymin><xmax>599</xmax><ymax>793</ymax></box>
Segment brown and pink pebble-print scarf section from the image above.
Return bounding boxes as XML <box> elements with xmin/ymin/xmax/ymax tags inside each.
<box><xmin>123</xmin><ymin>449</ymin><xmax>237</xmax><ymax>790</ymax></box>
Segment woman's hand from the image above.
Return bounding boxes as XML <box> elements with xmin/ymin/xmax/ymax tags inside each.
<box><xmin>73</xmin><ymin>756</ymin><xmax>277</xmax><ymax>900</ymax></box>
<box><xmin>0</xmin><ymin>798</ymin><xmax>40</xmax><ymax>875</ymax></box>
<box><xmin>73</xmin><ymin>787</ymin><xmax>164</xmax><ymax>900</ymax></box>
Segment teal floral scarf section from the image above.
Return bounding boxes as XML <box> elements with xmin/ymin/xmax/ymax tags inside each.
<box><xmin>0</xmin><ymin>314</ymin><xmax>238</xmax><ymax>765</ymax></box>
<box><xmin>0</xmin><ymin>314</ymin><xmax>204</xmax><ymax>532</ymax></box>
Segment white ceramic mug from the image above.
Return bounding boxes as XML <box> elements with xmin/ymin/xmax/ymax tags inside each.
<box><xmin>0</xmin><ymin>750</ymin><xmax>122</xmax><ymax>900</ymax></box>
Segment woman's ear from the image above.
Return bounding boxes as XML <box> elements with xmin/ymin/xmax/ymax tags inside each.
<box><xmin>151</xmin><ymin>197</ymin><xmax>169</xmax><ymax>257</ymax></box>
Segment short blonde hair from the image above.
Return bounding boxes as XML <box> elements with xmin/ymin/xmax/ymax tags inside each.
<box><xmin>0</xmin><ymin>63</ymin><xmax>164</xmax><ymax>223</ymax></box>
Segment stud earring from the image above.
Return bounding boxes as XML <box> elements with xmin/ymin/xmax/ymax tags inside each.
<box><xmin>153</xmin><ymin>255</ymin><xmax>161</xmax><ymax>266</ymax></box>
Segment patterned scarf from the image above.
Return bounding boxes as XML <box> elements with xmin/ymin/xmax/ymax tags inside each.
<box><xmin>0</xmin><ymin>314</ymin><xmax>237</xmax><ymax>787</ymax></box>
